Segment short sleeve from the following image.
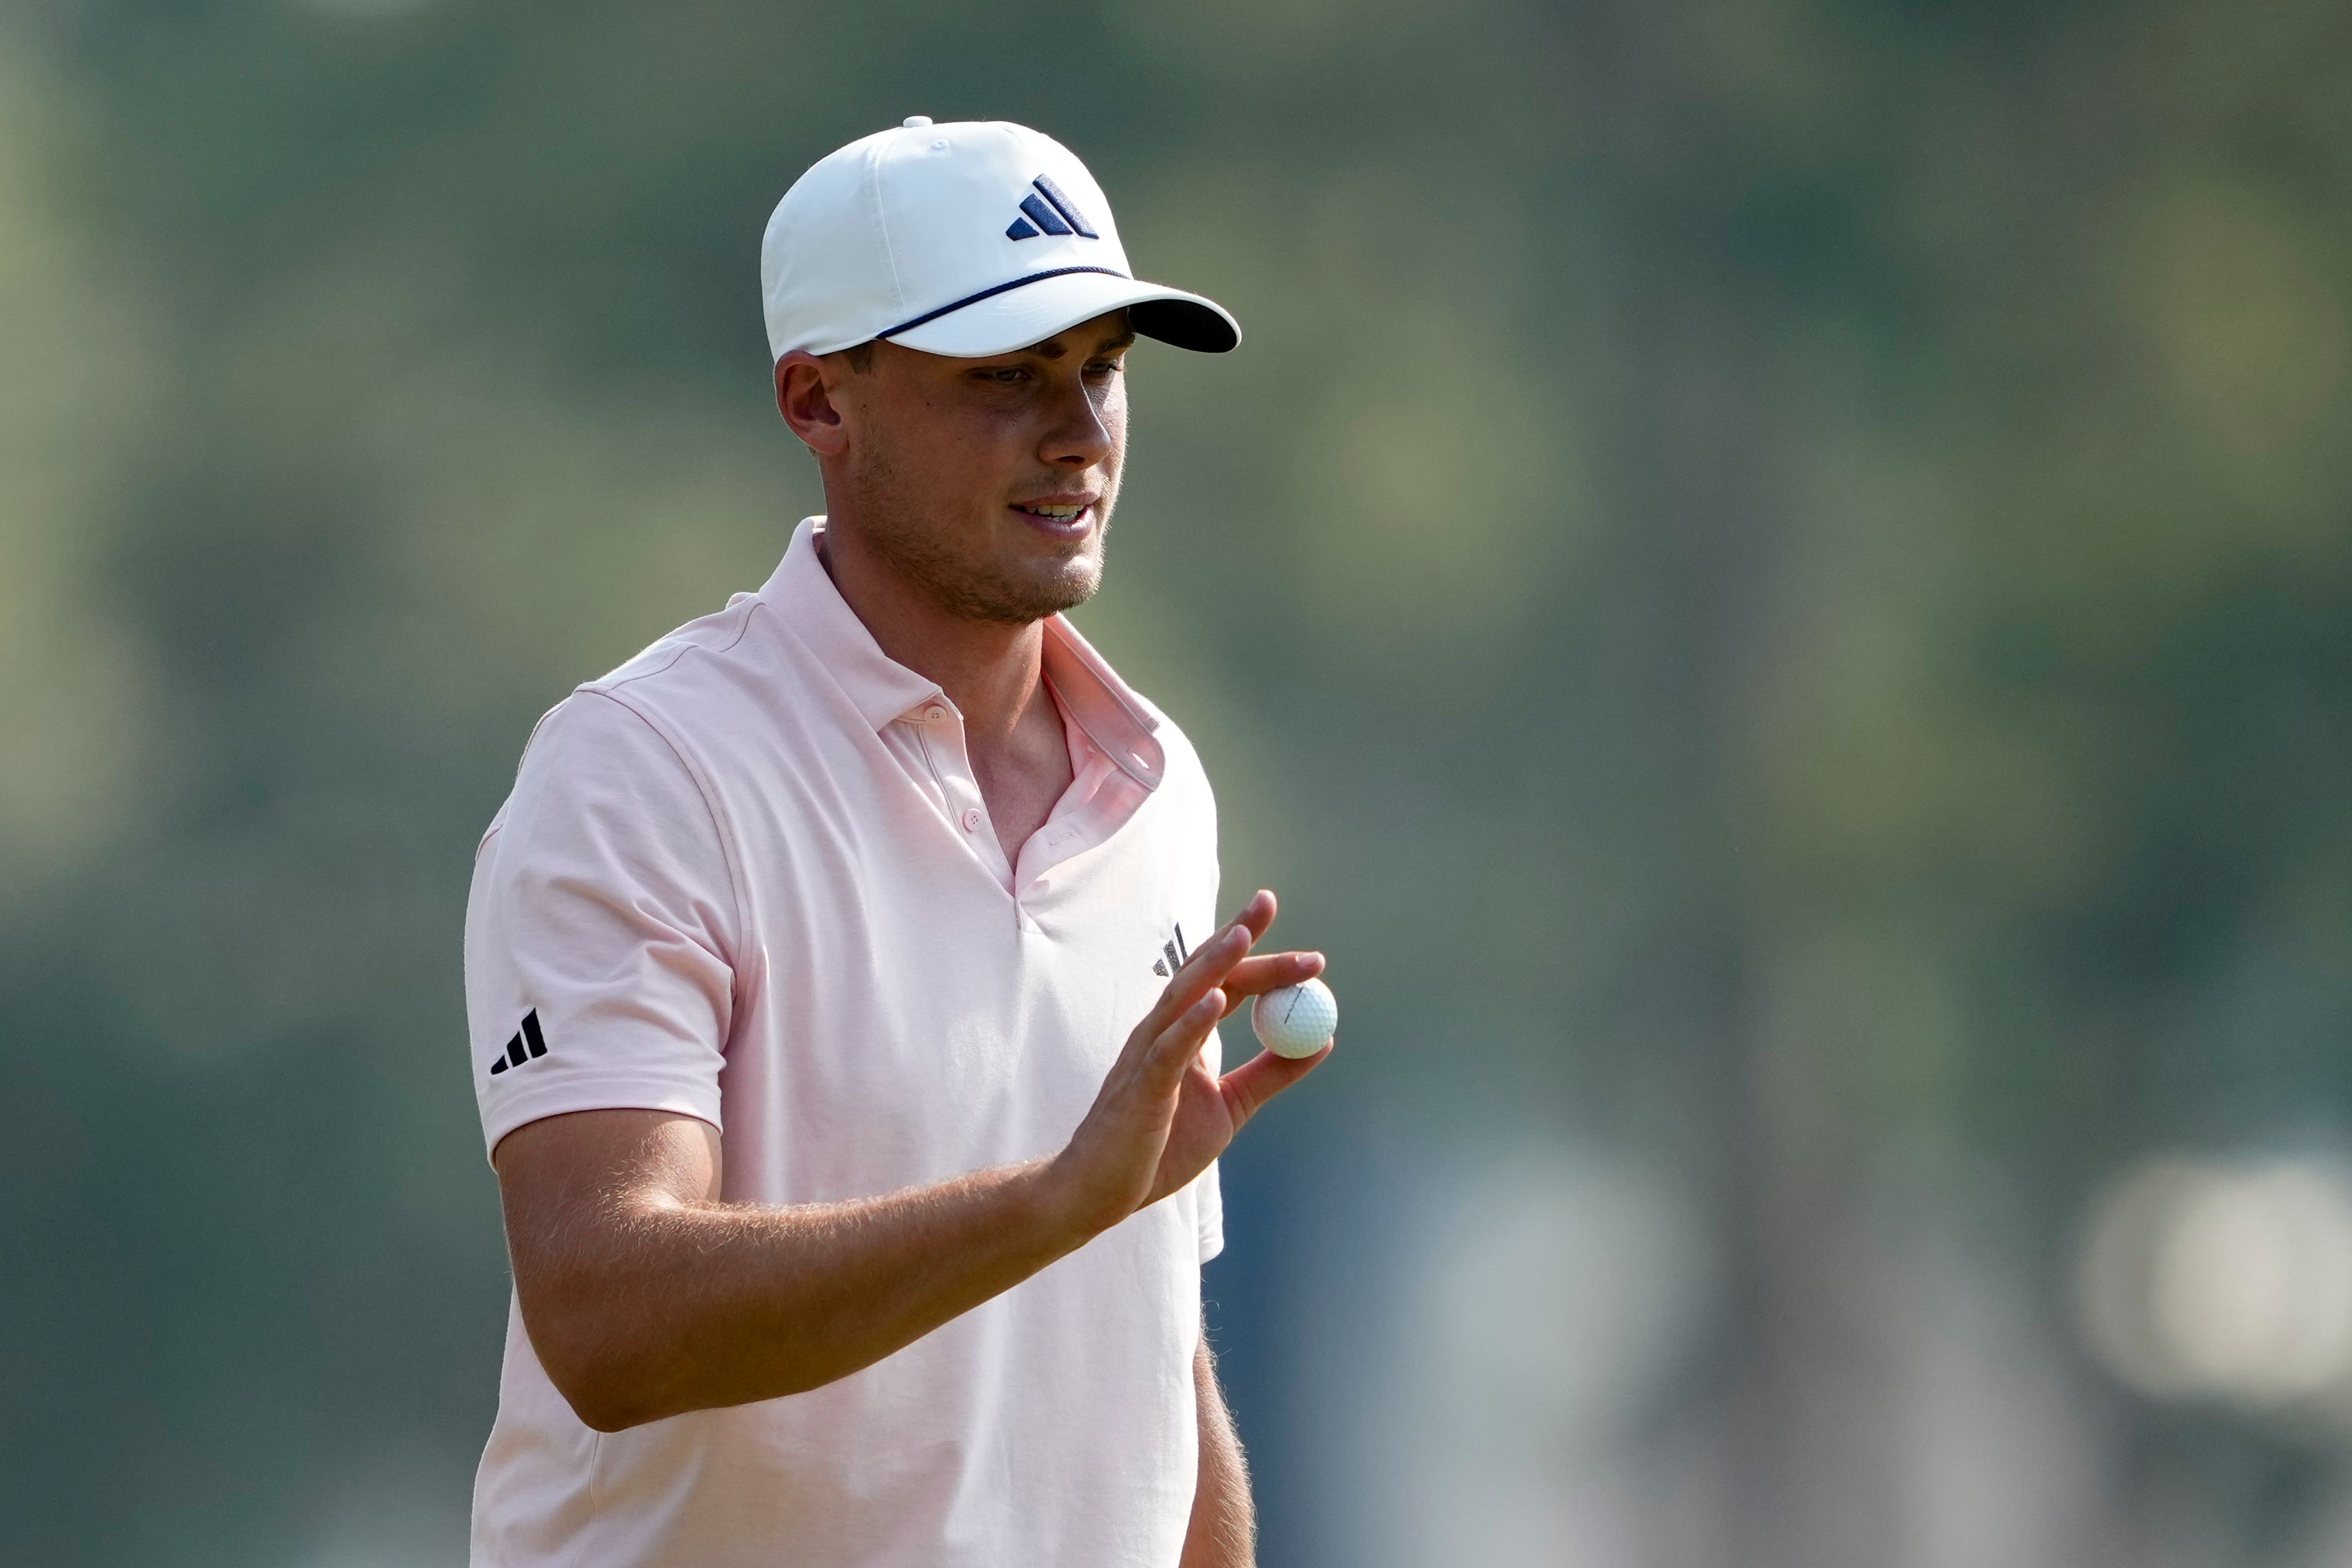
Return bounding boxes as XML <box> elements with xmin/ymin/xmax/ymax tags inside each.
<box><xmin>464</xmin><ymin>690</ymin><xmax>740</xmax><ymax>1159</ymax></box>
<box><xmin>1193</xmin><ymin>782</ymin><xmax>1224</xmax><ymax>1265</ymax></box>
<box><xmin>1195</xmin><ymin>1156</ymin><xmax>1225</xmax><ymax>1264</ymax></box>
<box><xmin>1195</xmin><ymin>1019</ymin><xmax>1227</xmax><ymax>1264</ymax></box>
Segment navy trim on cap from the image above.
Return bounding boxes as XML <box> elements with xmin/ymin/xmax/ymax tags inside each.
<box><xmin>877</xmin><ymin>266</ymin><xmax>1132</xmax><ymax>339</ymax></box>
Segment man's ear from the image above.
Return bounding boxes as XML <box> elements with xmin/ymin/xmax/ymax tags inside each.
<box><xmin>776</xmin><ymin>352</ymin><xmax>849</xmax><ymax>457</ymax></box>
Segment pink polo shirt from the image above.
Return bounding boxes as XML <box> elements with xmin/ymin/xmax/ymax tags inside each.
<box><xmin>463</xmin><ymin>517</ymin><xmax>1225</xmax><ymax>1567</ymax></box>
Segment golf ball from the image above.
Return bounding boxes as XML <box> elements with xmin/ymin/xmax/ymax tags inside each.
<box><xmin>1251</xmin><ymin>977</ymin><xmax>1337</xmax><ymax>1059</ymax></box>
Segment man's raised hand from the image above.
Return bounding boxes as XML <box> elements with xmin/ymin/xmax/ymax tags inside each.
<box><xmin>1048</xmin><ymin>890</ymin><xmax>1332</xmax><ymax>1240</ymax></box>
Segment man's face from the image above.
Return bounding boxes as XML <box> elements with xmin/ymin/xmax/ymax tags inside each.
<box><xmin>825</xmin><ymin>310</ymin><xmax>1133</xmax><ymax>625</ymax></box>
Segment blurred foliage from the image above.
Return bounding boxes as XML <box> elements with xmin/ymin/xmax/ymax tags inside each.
<box><xmin>3</xmin><ymin>0</ymin><xmax>2351</xmax><ymax>1562</ymax></box>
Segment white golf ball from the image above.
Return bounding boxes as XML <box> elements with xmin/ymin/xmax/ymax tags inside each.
<box><xmin>1251</xmin><ymin>977</ymin><xmax>1337</xmax><ymax>1059</ymax></box>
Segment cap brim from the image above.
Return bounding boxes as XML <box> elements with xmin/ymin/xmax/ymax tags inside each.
<box><xmin>884</xmin><ymin>269</ymin><xmax>1239</xmax><ymax>357</ymax></box>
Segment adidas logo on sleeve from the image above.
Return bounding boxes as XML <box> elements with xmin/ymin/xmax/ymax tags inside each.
<box><xmin>488</xmin><ymin>1009</ymin><xmax>548</xmax><ymax>1076</ymax></box>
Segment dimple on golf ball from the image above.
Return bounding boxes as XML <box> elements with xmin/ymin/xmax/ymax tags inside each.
<box><xmin>1251</xmin><ymin>977</ymin><xmax>1337</xmax><ymax>1059</ymax></box>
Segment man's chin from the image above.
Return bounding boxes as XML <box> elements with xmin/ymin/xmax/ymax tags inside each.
<box><xmin>990</xmin><ymin>562</ymin><xmax>1102</xmax><ymax>623</ymax></box>
<box><xmin>912</xmin><ymin>551</ymin><xmax>1098</xmax><ymax>625</ymax></box>
<box><xmin>862</xmin><ymin>512</ymin><xmax>1107</xmax><ymax>625</ymax></box>
<box><xmin>996</xmin><ymin>532</ymin><xmax>1105</xmax><ymax>614</ymax></box>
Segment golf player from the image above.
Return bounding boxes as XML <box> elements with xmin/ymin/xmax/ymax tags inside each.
<box><xmin>462</xmin><ymin>117</ymin><xmax>1330</xmax><ymax>1567</ymax></box>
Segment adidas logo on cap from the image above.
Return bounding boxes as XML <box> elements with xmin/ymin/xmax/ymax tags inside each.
<box><xmin>1005</xmin><ymin>174</ymin><xmax>1100</xmax><ymax>242</ymax></box>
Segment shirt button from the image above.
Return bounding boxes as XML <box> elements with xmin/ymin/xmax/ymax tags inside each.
<box><xmin>923</xmin><ymin>705</ymin><xmax>950</xmax><ymax>724</ymax></box>
<box><xmin>961</xmin><ymin>807</ymin><xmax>984</xmax><ymax>832</ymax></box>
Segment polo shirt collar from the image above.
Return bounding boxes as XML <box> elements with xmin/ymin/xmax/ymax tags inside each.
<box><xmin>1040</xmin><ymin>614</ymin><xmax>1164</xmax><ymax>791</ymax></box>
<box><xmin>762</xmin><ymin>517</ymin><xmax>1166</xmax><ymax>791</ymax></box>
<box><xmin>763</xmin><ymin>519</ymin><xmax>940</xmax><ymax>731</ymax></box>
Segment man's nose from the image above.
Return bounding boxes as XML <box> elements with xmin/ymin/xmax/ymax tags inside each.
<box><xmin>1040</xmin><ymin>381</ymin><xmax>1116</xmax><ymax>469</ymax></box>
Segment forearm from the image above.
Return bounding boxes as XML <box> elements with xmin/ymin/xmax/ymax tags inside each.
<box><xmin>499</xmin><ymin>904</ymin><xmax>1328</xmax><ymax>1436</ymax></box>
<box><xmin>521</xmin><ymin>1152</ymin><xmax>1091</xmax><ymax>1430</ymax></box>
<box><xmin>1183</xmin><ymin>1335</ymin><xmax>1257</xmax><ymax>1568</ymax></box>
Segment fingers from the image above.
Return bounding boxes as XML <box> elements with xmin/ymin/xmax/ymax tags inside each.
<box><xmin>1218</xmin><ymin>1038</ymin><xmax>1333</xmax><ymax>1126</ymax></box>
<box><xmin>1231</xmin><ymin>888</ymin><xmax>1277</xmax><ymax>945</ymax></box>
<box><xmin>1216</xmin><ymin>950</ymin><xmax>1326</xmax><ymax>1016</ymax></box>
<box><xmin>1136</xmin><ymin>892</ymin><xmax>1275</xmax><ymax>1038</ymax></box>
<box><xmin>1173</xmin><ymin>892</ymin><xmax>1277</xmax><ymax>995</ymax></box>
<box><xmin>1122</xmin><ymin>890</ymin><xmax>1300</xmax><ymax>1071</ymax></box>
<box><xmin>1146</xmin><ymin>988</ymin><xmax>1226</xmax><ymax>1087</ymax></box>
<box><xmin>1136</xmin><ymin>925</ymin><xmax>1248</xmax><ymax>1038</ymax></box>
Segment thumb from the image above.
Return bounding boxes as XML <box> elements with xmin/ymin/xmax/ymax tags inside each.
<box><xmin>1218</xmin><ymin>1043</ymin><xmax>1331</xmax><ymax>1128</ymax></box>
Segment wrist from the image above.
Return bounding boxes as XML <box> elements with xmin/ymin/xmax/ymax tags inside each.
<box><xmin>1028</xmin><ymin>1149</ymin><xmax>1122</xmax><ymax>1251</ymax></box>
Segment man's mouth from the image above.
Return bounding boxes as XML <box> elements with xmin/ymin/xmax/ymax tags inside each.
<box><xmin>1010</xmin><ymin>498</ymin><xmax>1097</xmax><ymax>536</ymax></box>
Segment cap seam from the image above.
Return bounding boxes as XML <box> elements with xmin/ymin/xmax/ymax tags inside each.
<box><xmin>866</xmin><ymin>138</ymin><xmax>909</xmax><ymax>321</ymax></box>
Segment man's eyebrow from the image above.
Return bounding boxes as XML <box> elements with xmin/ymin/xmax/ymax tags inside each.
<box><xmin>1032</xmin><ymin>330</ymin><xmax>1138</xmax><ymax>360</ymax></box>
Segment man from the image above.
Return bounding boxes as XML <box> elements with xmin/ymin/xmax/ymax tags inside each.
<box><xmin>462</xmin><ymin>117</ymin><xmax>1330</xmax><ymax>1567</ymax></box>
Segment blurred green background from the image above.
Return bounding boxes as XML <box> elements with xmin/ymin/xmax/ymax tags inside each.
<box><xmin>6</xmin><ymin>0</ymin><xmax>2352</xmax><ymax>1562</ymax></box>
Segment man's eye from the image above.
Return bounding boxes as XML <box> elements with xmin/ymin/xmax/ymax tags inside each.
<box><xmin>979</xmin><ymin>366</ymin><xmax>1029</xmax><ymax>385</ymax></box>
<box><xmin>1086</xmin><ymin>360</ymin><xmax>1125</xmax><ymax>377</ymax></box>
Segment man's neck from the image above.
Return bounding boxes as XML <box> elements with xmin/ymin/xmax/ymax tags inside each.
<box><xmin>813</xmin><ymin>520</ymin><xmax>1050</xmax><ymax>753</ymax></box>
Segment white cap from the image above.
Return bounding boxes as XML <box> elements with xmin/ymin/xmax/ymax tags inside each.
<box><xmin>759</xmin><ymin>118</ymin><xmax>1240</xmax><ymax>362</ymax></box>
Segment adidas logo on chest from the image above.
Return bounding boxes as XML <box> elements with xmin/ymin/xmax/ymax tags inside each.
<box><xmin>1151</xmin><ymin>923</ymin><xmax>1191</xmax><ymax>978</ymax></box>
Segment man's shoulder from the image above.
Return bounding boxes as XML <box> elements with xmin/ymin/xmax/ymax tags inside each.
<box><xmin>584</xmin><ymin>590</ymin><xmax>767</xmax><ymax>706</ymax></box>
<box><xmin>501</xmin><ymin>590</ymin><xmax>803</xmax><ymax>791</ymax></box>
<box><xmin>571</xmin><ymin>587</ymin><xmax>825</xmax><ymax>747</ymax></box>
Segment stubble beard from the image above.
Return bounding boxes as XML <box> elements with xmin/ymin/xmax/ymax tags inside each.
<box><xmin>852</xmin><ymin>450</ymin><xmax>1112</xmax><ymax>626</ymax></box>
